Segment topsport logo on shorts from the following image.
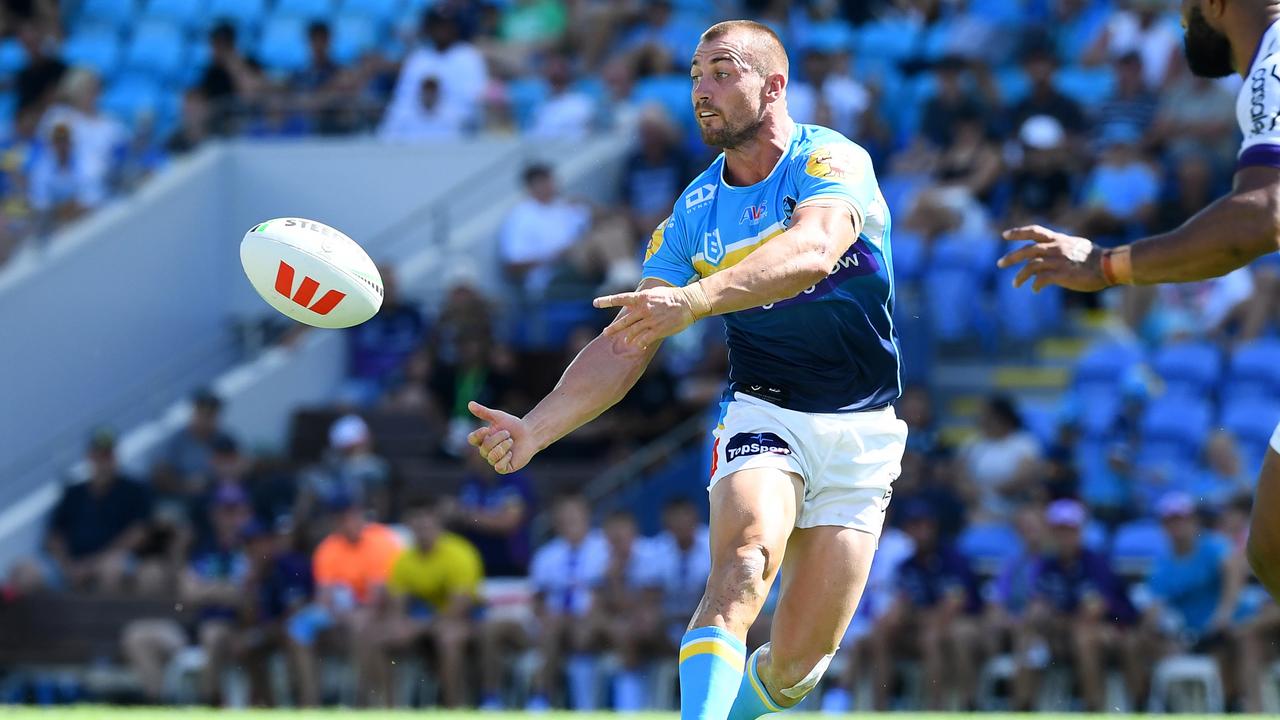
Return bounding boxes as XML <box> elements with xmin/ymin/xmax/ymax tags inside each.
<box><xmin>725</xmin><ymin>432</ymin><xmax>792</xmax><ymax>461</ymax></box>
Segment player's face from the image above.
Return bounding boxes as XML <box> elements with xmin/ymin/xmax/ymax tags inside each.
<box><xmin>1181</xmin><ymin>0</ymin><xmax>1235</xmax><ymax>78</ymax></box>
<box><xmin>691</xmin><ymin>38</ymin><xmax>768</xmax><ymax>149</ymax></box>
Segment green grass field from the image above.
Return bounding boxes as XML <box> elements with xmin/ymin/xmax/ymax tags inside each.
<box><xmin>0</xmin><ymin>707</ymin><xmax>1264</xmax><ymax>712</ymax></box>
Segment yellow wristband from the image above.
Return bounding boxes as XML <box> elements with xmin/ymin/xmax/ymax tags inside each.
<box><xmin>1104</xmin><ymin>245</ymin><xmax>1134</xmax><ymax>286</ymax></box>
<box><xmin>683</xmin><ymin>280</ymin><xmax>713</xmax><ymax>319</ymax></box>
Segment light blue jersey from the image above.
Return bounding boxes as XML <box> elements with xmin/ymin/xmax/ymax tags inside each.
<box><xmin>643</xmin><ymin>123</ymin><xmax>900</xmax><ymax>413</ymax></box>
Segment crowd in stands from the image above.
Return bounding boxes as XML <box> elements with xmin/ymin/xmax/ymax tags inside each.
<box><xmin>6</xmin><ymin>0</ymin><xmax>1280</xmax><ymax>712</ymax></box>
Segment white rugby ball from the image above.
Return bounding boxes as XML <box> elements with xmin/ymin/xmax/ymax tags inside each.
<box><xmin>239</xmin><ymin>217</ymin><xmax>383</xmax><ymax>329</ymax></box>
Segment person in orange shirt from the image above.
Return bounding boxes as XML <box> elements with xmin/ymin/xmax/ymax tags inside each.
<box><xmin>286</xmin><ymin>494</ymin><xmax>402</xmax><ymax>707</ymax></box>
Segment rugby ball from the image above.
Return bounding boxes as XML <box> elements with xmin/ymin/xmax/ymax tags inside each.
<box><xmin>239</xmin><ymin>217</ymin><xmax>383</xmax><ymax>329</ymax></box>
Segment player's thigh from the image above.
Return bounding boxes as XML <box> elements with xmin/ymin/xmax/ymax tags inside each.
<box><xmin>769</xmin><ymin>525</ymin><xmax>877</xmax><ymax>663</ymax></box>
<box><xmin>708</xmin><ymin>467</ymin><xmax>803</xmax><ymax>573</ymax></box>
<box><xmin>1248</xmin><ymin>449</ymin><xmax>1280</xmax><ymax>578</ymax></box>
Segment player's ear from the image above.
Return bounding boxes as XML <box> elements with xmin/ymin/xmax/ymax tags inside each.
<box><xmin>765</xmin><ymin>72</ymin><xmax>786</xmax><ymax>103</ymax></box>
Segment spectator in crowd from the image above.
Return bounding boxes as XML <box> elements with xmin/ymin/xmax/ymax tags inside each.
<box><xmin>1082</xmin><ymin>0</ymin><xmax>1180</xmax><ymax>90</ymax></box>
<box><xmin>1092</xmin><ymin>52</ymin><xmax>1159</xmax><ymax>149</ymax></box>
<box><xmin>287</xmin><ymin>495</ymin><xmax>402</xmax><ymax>707</ymax></box>
<box><xmin>166</xmin><ymin>90</ymin><xmax>213</xmax><ymax>156</ymax></box>
<box><xmin>960</xmin><ymin>396</ymin><xmax>1042</xmax><ymax>522</ymax></box>
<box><xmin>430</xmin><ymin>331</ymin><xmax>515</xmax><ymax>457</ymax></box>
<box><xmin>39</xmin><ymin>69</ymin><xmax>127</xmax><ymax>199</ymax></box>
<box><xmin>382</xmin><ymin>346</ymin><xmax>437</xmax><ymax>415</ymax></box>
<box><xmin>121</xmin><ymin>484</ymin><xmax>252</xmax><ymax>705</ymax></box>
<box><xmin>479</xmin><ymin>494</ymin><xmax>602</xmax><ymax>710</ymax></box>
<box><xmin>787</xmin><ymin>49</ymin><xmax>874</xmax><ymax>142</ymax></box>
<box><xmin>1010</xmin><ymin>44</ymin><xmax>1088</xmax><ymax>143</ymax></box>
<box><xmin>431</xmin><ymin>266</ymin><xmax>494</xmax><ymax>364</ymax></box>
<box><xmin>890</xmin><ymin>448</ymin><xmax>967</xmax><ymax>540</ymax></box>
<box><xmin>289</xmin><ymin>21</ymin><xmax>357</xmax><ymax>135</ymax></box>
<box><xmin>920</xmin><ymin>56</ymin><xmax>987</xmax><ymax>150</ymax></box>
<box><xmin>1149</xmin><ymin>74</ymin><xmax>1237</xmax><ymax>162</ymax></box>
<box><xmin>985</xmin><ymin>504</ymin><xmax>1048</xmax><ymax>660</ymax></box>
<box><xmin>198</xmin><ymin>22</ymin><xmax>266</xmax><ymax>134</ymax></box>
<box><xmin>931</xmin><ymin>106</ymin><xmax>1003</xmax><ymax>206</ymax></box>
<box><xmin>13</xmin><ymin>21</ymin><xmax>65</xmax><ymax>122</ymax></box>
<box><xmin>387</xmin><ymin>8</ymin><xmax>488</xmax><ymax>132</ymax></box>
<box><xmin>619</xmin><ymin>0</ymin><xmax>695</xmax><ymax>63</ymax></box>
<box><xmin>647</xmin><ymin>497</ymin><xmax>711</xmax><ymax>658</ymax></box>
<box><xmin>377</xmin><ymin>75</ymin><xmax>467</xmax><ymax>142</ymax></box>
<box><xmin>528</xmin><ymin>52</ymin><xmax>597</xmax><ymax>140</ymax></box>
<box><xmin>1014</xmin><ymin>500</ymin><xmax>1139</xmax><ymax>712</ymax></box>
<box><xmin>496</xmin><ymin>0</ymin><xmax>567</xmax><ymax>66</ymax></box>
<box><xmin>238</xmin><ymin>519</ymin><xmax>313</xmax><ymax>707</ymax></box>
<box><xmin>1135</xmin><ymin>493</ymin><xmax>1246</xmax><ymax>700</ymax></box>
<box><xmin>361</xmin><ymin>500</ymin><xmax>483</xmax><ymax>707</ymax></box>
<box><xmin>871</xmin><ymin>501</ymin><xmax>982</xmax><ymax>711</ymax></box>
<box><xmin>577</xmin><ymin>510</ymin><xmax>661</xmax><ymax>711</ymax></box>
<box><xmin>343</xmin><ymin>265</ymin><xmax>427</xmax><ymax>405</ymax></box>
<box><xmin>297</xmin><ymin>415</ymin><xmax>391</xmax><ymax>527</ymax></box>
<box><xmin>155</xmin><ymin>388</ymin><xmax>235</xmax><ymax>495</ymax></box>
<box><xmin>28</xmin><ymin>121</ymin><xmax>104</xmax><ymax>232</ymax></box>
<box><xmin>497</xmin><ymin>163</ymin><xmax>592</xmax><ymax>299</ymax></box>
<box><xmin>619</xmin><ymin>107</ymin><xmax>690</xmax><ymax>238</ymax></box>
<box><xmin>1190</xmin><ymin>431</ymin><xmax>1255</xmax><ymax>508</ymax></box>
<box><xmin>44</xmin><ymin>429</ymin><xmax>157</xmax><ymax>594</ymax></box>
<box><xmin>1006</xmin><ymin>115</ymin><xmax>1076</xmax><ymax>228</ymax></box>
<box><xmin>451</xmin><ymin>451</ymin><xmax>533</xmax><ymax>577</ymax></box>
<box><xmin>897</xmin><ymin>385</ymin><xmax>939</xmax><ymax>454</ymax></box>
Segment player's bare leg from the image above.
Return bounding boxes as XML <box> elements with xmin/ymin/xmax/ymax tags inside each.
<box><xmin>1247</xmin><ymin>449</ymin><xmax>1280</xmax><ymax>601</ymax></box>
<box><xmin>756</xmin><ymin>526</ymin><xmax>875</xmax><ymax>707</ymax></box>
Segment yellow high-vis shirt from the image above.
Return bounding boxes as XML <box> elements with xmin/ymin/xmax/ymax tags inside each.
<box><xmin>388</xmin><ymin>532</ymin><xmax>484</xmax><ymax>612</ymax></box>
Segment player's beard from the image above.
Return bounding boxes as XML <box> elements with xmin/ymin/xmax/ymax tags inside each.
<box><xmin>698</xmin><ymin>97</ymin><xmax>767</xmax><ymax>150</ymax></box>
<box><xmin>1183</xmin><ymin>5</ymin><xmax>1235</xmax><ymax>78</ymax></box>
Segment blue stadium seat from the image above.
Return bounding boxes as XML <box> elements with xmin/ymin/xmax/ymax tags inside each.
<box><xmin>891</xmin><ymin>230</ymin><xmax>925</xmax><ymax>283</ymax></box>
<box><xmin>1112</xmin><ymin>519</ymin><xmax>1170</xmax><ymax>576</ymax></box>
<box><xmin>0</xmin><ymin>91</ymin><xmax>15</xmax><ymax>138</ymax></box>
<box><xmin>61</xmin><ymin>27</ymin><xmax>123</xmax><ymax>77</ymax></box>
<box><xmin>125</xmin><ymin>21</ymin><xmax>187</xmax><ymax>82</ymax></box>
<box><xmin>207</xmin><ymin>0</ymin><xmax>266</xmax><ymax>33</ymax></box>
<box><xmin>931</xmin><ymin>231</ymin><xmax>1000</xmax><ymax>277</ymax></box>
<box><xmin>142</xmin><ymin>0</ymin><xmax>205</xmax><ymax>31</ymax></box>
<box><xmin>1152</xmin><ymin>341</ymin><xmax>1223</xmax><ymax>399</ymax></box>
<box><xmin>506</xmin><ymin>76</ymin><xmax>549</xmax><ymax>130</ymax></box>
<box><xmin>275</xmin><ymin>0</ymin><xmax>334</xmax><ymax>20</ymax></box>
<box><xmin>78</xmin><ymin>0</ymin><xmax>137</xmax><ymax>30</ymax></box>
<box><xmin>854</xmin><ymin>19</ymin><xmax>921</xmax><ymax>62</ymax></box>
<box><xmin>0</xmin><ymin>38</ymin><xmax>30</xmax><ymax>75</ymax></box>
<box><xmin>925</xmin><ymin>267</ymin><xmax>979</xmax><ymax>342</ymax></box>
<box><xmin>100</xmin><ymin>74</ymin><xmax>163</xmax><ymax>122</ymax></box>
<box><xmin>958</xmin><ymin>522</ymin><xmax>1023</xmax><ymax>576</ymax></box>
<box><xmin>1055</xmin><ymin>65</ymin><xmax>1115</xmax><ymax>107</ymax></box>
<box><xmin>1220</xmin><ymin>397</ymin><xmax>1280</xmax><ymax>450</ymax></box>
<box><xmin>994</xmin><ymin>66</ymin><xmax>1030</xmax><ymax>105</ymax></box>
<box><xmin>1073</xmin><ymin>341</ymin><xmax>1144</xmax><ymax>387</ymax></box>
<box><xmin>257</xmin><ymin>16</ymin><xmax>308</xmax><ymax>72</ymax></box>
<box><xmin>337</xmin><ymin>0</ymin><xmax>400</xmax><ymax>23</ymax></box>
<box><xmin>1140</xmin><ymin>395</ymin><xmax>1213</xmax><ymax>464</ymax></box>
<box><xmin>1076</xmin><ymin>440</ymin><xmax>1130</xmax><ymax>509</ymax></box>
<box><xmin>331</xmin><ymin>14</ymin><xmax>376</xmax><ymax>65</ymax></box>
<box><xmin>632</xmin><ymin>74</ymin><xmax>694</xmax><ymax>132</ymax></box>
<box><xmin>997</xmin><ymin>266</ymin><xmax>1063</xmax><ymax>342</ymax></box>
<box><xmin>1076</xmin><ymin>386</ymin><xmax>1121</xmax><ymax>438</ymax></box>
<box><xmin>878</xmin><ymin>172</ymin><xmax>926</xmax><ymax>217</ymax></box>
<box><xmin>1223</xmin><ymin>338</ymin><xmax>1280</xmax><ymax>404</ymax></box>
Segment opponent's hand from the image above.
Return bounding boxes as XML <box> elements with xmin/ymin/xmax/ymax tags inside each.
<box><xmin>594</xmin><ymin>284</ymin><xmax>706</xmax><ymax>348</ymax></box>
<box><xmin>467</xmin><ymin>401</ymin><xmax>536</xmax><ymax>474</ymax></box>
<box><xmin>996</xmin><ymin>225</ymin><xmax>1108</xmax><ymax>292</ymax></box>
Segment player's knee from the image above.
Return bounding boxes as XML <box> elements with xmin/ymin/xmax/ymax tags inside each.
<box><xmin>711</xmin><ymin>542</ymin><xmax>774</xmax><ymax>599</ymax></box>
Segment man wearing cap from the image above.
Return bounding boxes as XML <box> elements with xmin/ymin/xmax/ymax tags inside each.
<box><xmin>238</xmin><ymin>519</ymin><xmax>313</xmax><ymax>707</ymax></box>
<box><xmin>155</xmin><ymin>388</ymin><xmax>236</xmax><ymax>491</ymax></box>
<box><xmin>869</xmin><ymin>501</ymin><xmax>982</xmax><ymax>711</ymax></box>
<box><xmin>998</xmin><ymin>0</ymin><xmax>1280</xmax><ymax>602</ymax></box>
<box><xmin>1014</xmin><ymin>499</ymin><xmax>1139</xmax><ymax>712</ymax></box>
<box><xmin>44</xmin><ymin>429</ymin><xmax>154</xmax><ymax>593</ymax></box>
<box><xmin>298</xmin><ymin>415</ymin><xmax>391</xmax><ymax>527</ymax></box>
<box><xmin>1135</xmin><ymin>493</ymin><xmax>1247</xmax><ymax>703</ymax></box>
<box><xmin>287</xmin><ymin>495</ymin><xmax>402</xmax><ymax>707</ymax></box>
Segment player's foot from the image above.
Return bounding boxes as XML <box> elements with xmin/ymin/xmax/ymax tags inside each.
<box><xmin>526</xmin><ymin>693</ymin><xmax>551</xmax><ymax>712</ymax></box>
<box><xmin>821</xmin><ymin>687</ymin><xmax>852</xmax><ymax>713</ymax></box>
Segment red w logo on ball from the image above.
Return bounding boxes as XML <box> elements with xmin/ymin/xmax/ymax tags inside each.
<box><xmin>273</xmin><ymin>260</ymin><xmax>347</xmax><ymax>315</ymax></box>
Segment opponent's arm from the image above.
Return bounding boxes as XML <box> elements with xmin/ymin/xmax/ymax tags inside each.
<box><xmin>998</xmin><ymin>167</ymin><xmax>1280</xmax><ymax>290</ymax></box>
<box><xmin>467</xmin><ymin>279</ymin><xmax>667</xmax><ymax>473</ymax></box>
<box><xmin>596</xmin><ymin>204</ymin><xmax>860</xmax><ymax>346</ymax></box>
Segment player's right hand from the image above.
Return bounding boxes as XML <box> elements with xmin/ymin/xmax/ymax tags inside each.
<box><xmin>467</xmin><ymin>401</ymin><xmax>535</xmax><ymax>474</ymax></box>
<box><xmin>997</xmin><ymin>225</ymin><xmax>1108</xmax><ymax>292</ymax></box>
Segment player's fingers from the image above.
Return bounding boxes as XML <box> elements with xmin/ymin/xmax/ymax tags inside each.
<box><xmin>1032</xmin><ymin>267</ymin><xmax>1066</xmax><ymax>293</ymax></box>
<box><xmin>478</xmin><ymin>429</ymin><xmax>511</xmax><ymax>455</ymax></box>
<box><xmin>495</xmin><ymin>451</ymin><xmax>514</xmax><ymax>474</ymax></box>
<box><xmin>486</xmin><ymin>438</ymin><xmax>513</xmax><ymax>465</ymax></box>
<box><xmin>468</xmin><ymin>401</ymin><xmax>495</xmax><ymax>422</ymax></box>
<box><xmin>593</xmin><ymin>292</ymin><xmax>640</xmax><ymax>309</ymax></box>
<box><xmin>996</xmin><ymin>243</ymin><xmax>1050</xmax><ymax>269</ymax></box>
<box><xmin>625</xmin><ymin>320</ymin><xmax>660</xmax><ymax>347</ymax></box>
<box><xmin>1001</xmin><ymin>225</ymin><xmax>1059</xmax><ymax>244</ymax></box>
<box><xmin>603</xmin><ymin>307</ymin><xmax>646</xmax><ymax>337</ymax></box>
<box><xmin>467</xmin><ymin>426</ymin><xmax>493</xmax><ymax>447</ymax></box>
<box><xmin>1013</xmin><ymin>258</ymin><xmax>1044</xmax><ymax>289</ymax></box>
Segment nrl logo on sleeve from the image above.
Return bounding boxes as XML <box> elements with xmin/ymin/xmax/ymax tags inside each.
<box><xmin>685</xmin><ymin>183</ymin><xmax>717</xmax><ymax>210</ymax></box>
<box><xmin>725</xmin><ymin>432</ymin><xmax>792</xmax><ymax>461</ymax></box>
<box><xmin>804</xmin><ymin>144</ymin><xmax>863</xmax><ymax>181</ymax></box>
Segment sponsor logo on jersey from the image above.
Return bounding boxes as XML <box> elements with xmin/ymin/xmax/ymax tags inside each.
<box><xmin>703</xmin><ymin>228</ymin><xmax>725</xmax><ymax>264</ymax></box>
<box><xmin>804</xmin><ymin>144</ymin><xmax>863</xmax><ymax>181</ymax></box>
<box><xmin>685</xmin><ymin>183</ymin><xmax>717</xmax><ymax>210</ymax></box>
<box><xmin>645</xmin><ymin>217</ymin><xmax>671</xmax><ymax>262</ymax></box>
<box><xmin>1250</xmin><ymin>65</ymin><xmax>1280</xmax><ymax>135</ymax></box>
<box><xmin>740</xmin><ymin>202</ymin><xmax>767</xmax><ymax>225</ymax></box>
<box><xmin>725</xmin><ymin>432</ymin><xmax>792</xmax><ymax>462</ymax></box>
<box><xmin>273</xmin><ymin>260</ymin><xmax>347</xmax><ymax>315</ymax></box>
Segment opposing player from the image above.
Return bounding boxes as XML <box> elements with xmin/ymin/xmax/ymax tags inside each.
<box><xmin>997</xmin><ymin>0</ymin><xmax>1280</xmax><ymax>601</ymax></box>
<box><xmin>468</xmin><ymin>19</ymin><xmax>905</xmax><ymax>720</ymax></box>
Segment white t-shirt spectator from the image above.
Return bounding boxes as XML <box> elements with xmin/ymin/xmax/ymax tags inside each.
<box><xmin>28</xmin><ymin>146</ymin><xmax>106</xmax><ymax>211</ymax></box>
<box><xmin>378</xmin><ymin>100</ymin><xmax>466</xmax><ymax>142</ymax></box>
<box><xmin>388</xmin><ymin>42</ymin><xmax>488</xmax><ymax>126</ymax></box>
<box><xmin>498</xmin><ymin>195</ymin><xmax>591</xmax><ymax>294</ymax></box>
<box><xmin>647</xmin><ymin>526</ymin><xmax>711</xmax><ymax>641</ymax></box>
<box><xmin>39</xmin><ymin>105</ymin><xmax>126</xmax><ymax>191</ymax></box>
<box><xmin>963</xmin><ymin>430</ymin><xmax>1041</xmax><ymax>518</ymax></box>
<box><xmin>527</xmin><ymin>90</ymin><xmax>596</xmax><ymax>140</ymax></box>
<box><xmin>1097</xmin><ymin>11</ymin><xmax>1181</xmax><ymax>89</ymax></box>
<box><xmin>529</xmin><ymin>532</ymin><xmax>607</xmax><ymax>617</ymax></box>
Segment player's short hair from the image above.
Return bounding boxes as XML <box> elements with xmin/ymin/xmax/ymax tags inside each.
<box><xmin>699</xmin><ymin>20</ymin><xmax>789</xmax><ymax>80</ymax></box>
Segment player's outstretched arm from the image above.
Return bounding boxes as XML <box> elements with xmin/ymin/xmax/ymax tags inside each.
<box><xmin>467</xmin><ymin>279</ymin><xmax>667</xmax><ymax>474</ymax></box>
<box><xmin>998</xmin><ymin>167</ymin><xmax>1280</xmax><ymax>290</ymax></box>
<box><xmin>595</xmin><ymin>204</ymin><xmax>859</xmax><ymax>348</ymax></box>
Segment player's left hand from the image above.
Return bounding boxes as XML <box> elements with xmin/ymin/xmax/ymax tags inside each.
<box><xmin>997</xmin><ymin>224</ymin><xmax>1108</xmax><ymax>292</ymax></box>
<box><xmin>594</xmin><ymin>285</ymin><xmax>701</xmax><ymax>348</ymax></box>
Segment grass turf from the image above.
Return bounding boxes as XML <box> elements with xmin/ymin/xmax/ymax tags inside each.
<box><xmin>0</xmin><ymin>707</ymin><xmax>1259</xmax><ymax>712</ymax></box>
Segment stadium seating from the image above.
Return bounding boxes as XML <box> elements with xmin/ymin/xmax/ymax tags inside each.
<box><xmin>1073</xmin><ymin>341</ymin><xmax>1145</xmax><ymax>387</ymax></box>
<box><xmin>206</xmin><ymin>0</ymin><xmax>267</xmax><ymax>34</ymax></box>
<box><xmin>61</xmin><ymin>27</ymin><xmax>124</xmax><ymax>78</ymax></box>
<box><xmin>274</xmin><ymin>0</ymin><xmax>334</xmax><ymax>20</ymax></box>
<box><xmin>996</xmin><ymin>266</ymin><xmax>1063</xmax><ymax>342</ymax></box>
<box><xmin>1111</xmin><ymin>519</ymin><xmax>1171</xmax><ymax>576</ymax></box>
<box><xmin>1139</xmin><ymin>395</ymin><xmax>1213</xmax><ymax>465</ymax></box>
<box><xmin>332</xmin><ymin>14</ymin><xmax>377</xmax><ymax>65</ymax></box>
<box><xmin>958</xmin><ymin>521</ymin><xmax>1023</xmax><ymax>576</ymax></box>
<box><xmin>925</xmin><ymin>267</ymin><xmax>980</xmax><ymax>343</ymax></box>
<box><xmin>337</xmin><ymin>0</ymin><xmax>401</xmax><ymax>25</ymax></box>
<box><xmin>124</xmin><ymin>21</ymin><xmax>189</xmax><ymax>83</ymax></box>
<box><xmin>1152</xmin><ymin>341</ymin><xmax>1223</xmax><ymax>399</ymax></box>
<box><xmin>100</xmin><ymin>73</ymin><xmax>164</xmax><ymax>123</ymax></box>
<box><xmin>256</xmin><ymin>16</ymin><xmax>309</xmax><ymax>72</ymax></box>
<box><xmin>0</xmin><ymin>38</ymin><xmax>27</xmax><ymax>75</ymax></box>
<box><xmin>1220</xmin><ymin>396</ymin><xmax>1280</xmax><ymax>469</ymax></box>
<box><xmin>1224</xmin><ymin>338</ymin><xmax>1280</xmax><ymax>404</ymax></box>
<box><xmin>78</xmin><ymin>0</ymin><xmax>138</xmax><ymax>31</ymax></box>
<box><xmin>141</xmin><ymin>0</ymin><xmax>206</xmax><ymax>31</ymax></box>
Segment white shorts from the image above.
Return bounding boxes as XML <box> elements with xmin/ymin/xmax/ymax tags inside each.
<box><xmin>1272</xmin><ymin>421</ymin><xmax>1280</xmax><ymax>454</ymax></box>
<box><xmin>708</xmin><ymin>392</ymin><xmax>908</xmax><ymax>538</ymax></box>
